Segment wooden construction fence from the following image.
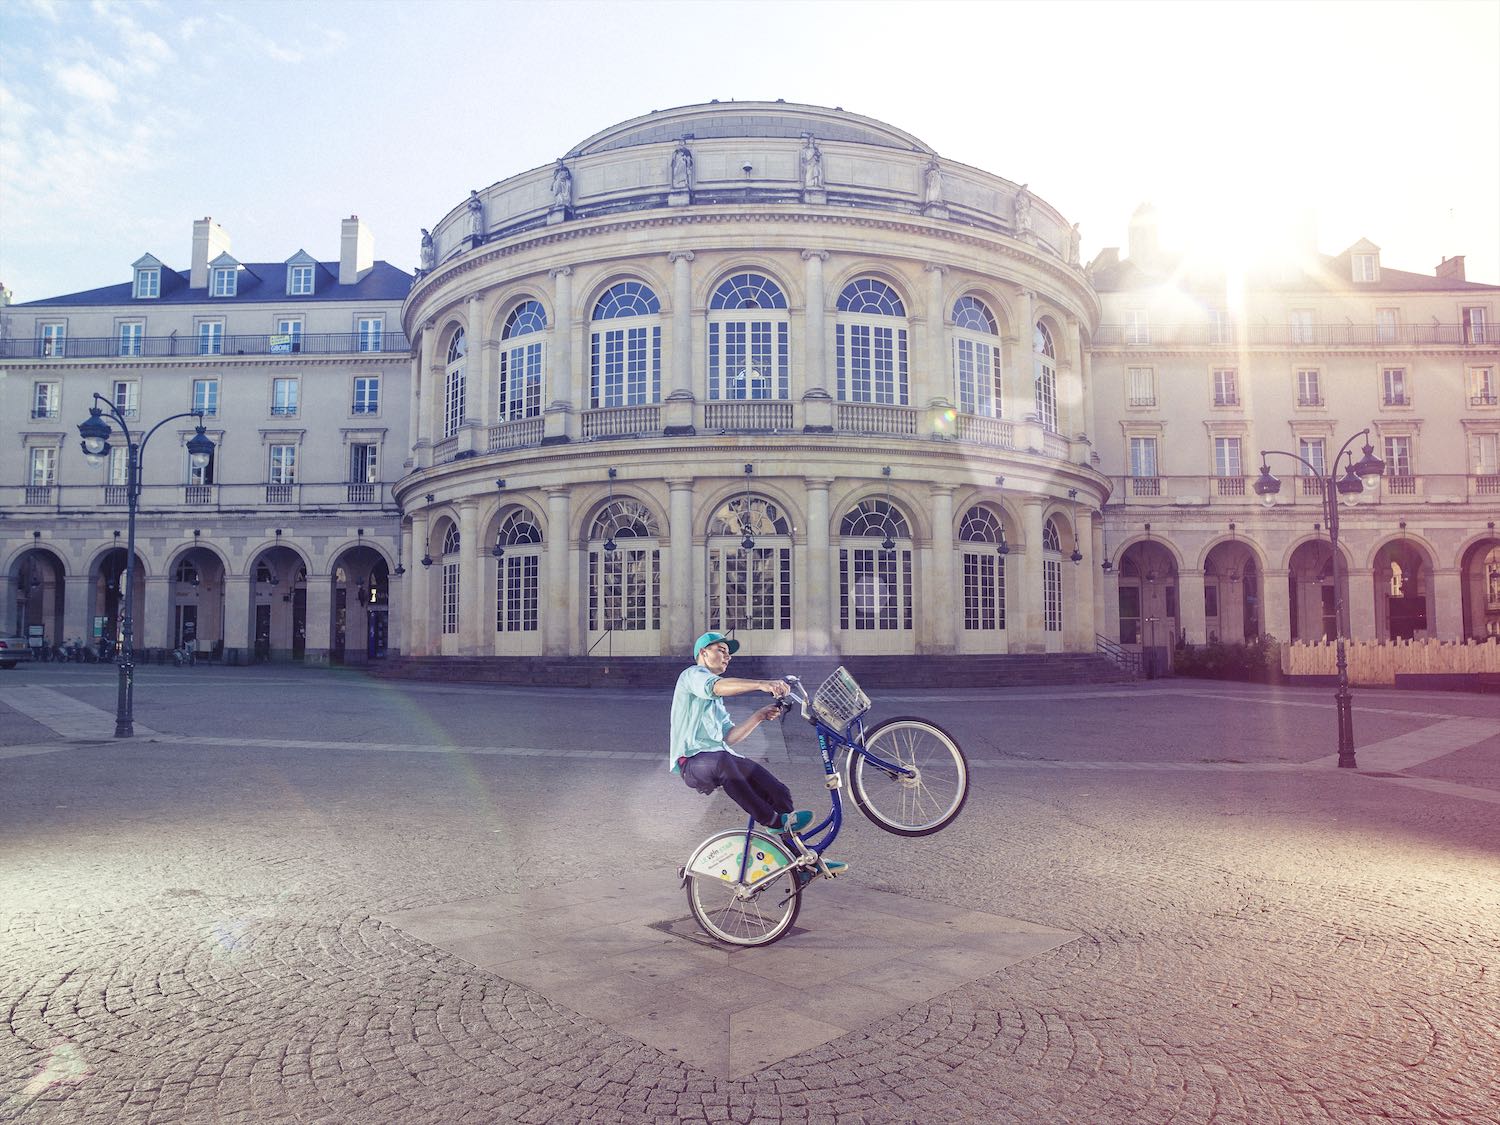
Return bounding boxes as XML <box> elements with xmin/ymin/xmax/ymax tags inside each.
<box><xmin>1282</xmin><ymin>638</ymin><xmax>1500</xmax><ymax>685</ymax></box>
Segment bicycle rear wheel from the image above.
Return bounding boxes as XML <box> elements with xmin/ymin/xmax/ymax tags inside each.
<box><xmin>684</xmin><ymin>829</ymin><xmax>802</xmax><ymax>947</ymax></box>
<box><xmin>849</xmin><ymin>717</ymin><xmax>969</xmax><ymax>836</ymax></box>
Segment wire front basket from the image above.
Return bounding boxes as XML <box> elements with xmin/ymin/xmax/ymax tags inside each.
<box><xmin>810</xmin><ymin>666</ymin><xmax>871</xmax><ymax>731</ymax></box>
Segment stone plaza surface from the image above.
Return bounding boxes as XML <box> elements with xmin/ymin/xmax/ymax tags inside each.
<box><xmin>1</xmin><ymin>664</ymin><xmax>1498</xmax><ymax>1123</ymax></box>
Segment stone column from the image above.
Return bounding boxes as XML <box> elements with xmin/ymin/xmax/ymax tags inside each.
<box><xmin>1079</xmin><ymin>335</ymin><xmax>1097</xmax><ymax>460</ymax></box>
<box><xmin>222</xmin><ymin>575</ymin><xmax>251</xmax><ymax>663</ymax></box>
<box><xmin>1262</xmin><ymin>568</ymin><xmax>1291</xmax><ymax>644</ymax></box>
<box><xmin>413</xmin><ymin>322</ymin><xmax>436</xmax><ymax>469</ymax></box>
<box><xmin>408</xmin><ymin>510</ymin><xmax>431</xmax><ymax>656</ymax></box>
<box><xmin>1178</xmin><ymin>568</ymin><xmax>1207</xmax><ymax>648</ymax></box>
<box><xmin>467</xmin><ymin>292</ymin><xmax>489</xmax><ymax>452</ymax></box>
<box><xmin>544</xmin><ymin>486</ymin><xmax>571</xmax><ymax>655</ymax></box>
<box><xmin>666</xmin><ymin>251</ymin><xmax>696</xmax><ymax>434</ymax></box>
<box><xmin>667</xmin><ymin>477</ymin><xmax>695</xmax><ymax>651</ymax></box>
<box><xmin>1346</xmin><ymin>566</ymin><xmax>1376</xmax><ymax>640</ymax></box>
<box><xmin>142</xmin><ymin>575</ymin><xmax>171</xmax><ymax>651</ymax></box>
<box><xmin>546</xmin><ymin>267</ymin><xmax>575</xmax><ymax>443</ymax></box>
<box><xmin>62</xmin><ymin>573</ymin><xmax>92</xmax><ymax>646</ymax></box>
<box><xmin>804</xmin><ymin>477</ymin><xmax>833</xmax><ymax>653</ymax></box>
<box><xmin>1430</xmin><ymin>567</ymin><xmax>1461</xmax><ymax>640</ymax></box>
<box><xmin>303</xmin><ymin>573</ymin><xmax>332</xmax><ymax>665</ymax></box>
<box><xmin>1020</xmin><ymin>496</ymin><xmax>1046</xmax><ymax>651</ymax></box>
<box><xmin>924</xmin><ymin>483</ymin><xmax>956</xmax><ymax>653</ymax></box>
<box><xmin>1070</xmin><ymin>517</ymin><xmax>1097</xmax><ymax>650</ymax></box>
<box><xmin>458</xmin><ymin>501</ymin><xmax>481</xmax><ymax>654</ymax></box>
<box><xmin>921</xmin><ymin>264</ymin><xmax>947</xmax><ymax>412</ymax></box>
<box><xmin>1098</xmin><ymin>527</ymin><xmax>1120</xmax><ymax>644</ymax></box>
<box><xmin>801</xmin><ymin>251</ymin><xmax>832</xmax><ymax>432</ymax></box>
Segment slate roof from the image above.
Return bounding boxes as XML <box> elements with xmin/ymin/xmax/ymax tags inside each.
<box><xmin>1091</xmin><ymin>249</ymin><xmax>1497</xmax><ymax>294</ymax></box>
<box><xmin>11</xmin><ymin>260</ymin><xmax>413</xmax><ymax>308</ymax></box>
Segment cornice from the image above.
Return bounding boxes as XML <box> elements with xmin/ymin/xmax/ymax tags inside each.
<box><xmin>404</xmin><ymin>208</ymin><xmax>1100</xmax><ymax>334</ymax></box>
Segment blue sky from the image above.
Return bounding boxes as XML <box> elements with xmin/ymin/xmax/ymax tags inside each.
<box><xmin>2</xmin><ymin>0</ymin><xmax>1497</xmax><ymax>302</ymax></box>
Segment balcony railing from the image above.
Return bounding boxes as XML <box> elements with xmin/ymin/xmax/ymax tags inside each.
<box><xmin>347</xmin><ymin>482</ymin><xmax>376</xmax><ymax>504</ymax></box>
<box><xmin>1128</xmin><ymin>476</ymin><xmax>1161</xmax><ymax>497</ymax></box>
<box><xmin>488</xmin><ymin>417</ymin><xmax>544</xmax><ymax>452</ymax></box>
<box><xmin>1094</xmin><ymin>323</ymin><xmax>1495</xmax><ymax>348</ymax></box>
<box><xmin>1386</xmin><ymin>475</ymin><xmax>1417</xmax><ymax>495</ymax></box>
<box><xmin>24</xmin><ymin>485</ymin><xmax>53</xmax><ymax>505</ymax></box>
<box><xmin>265</xmin><ymin>483</ymin><xmax>295</xmax><ymax>504</ymax></box>
<box><xmin>836</xmin><ymin>403</ymin><xmax>917</xmax><ymax>436</ymax></box>
<box><xmin>954</xmin><ymin>414</ymin><xmax>1014</xmax><ymax>449</ymax></box>
<box><xmin>184</xmin><ymin>484</ymin><xmax>215</xmax><ymax>505</ymax></box>
<box><xmin>2</xmin><ymin>330</ymin><xmax>411</xmax><ymax>360</ymax></box>
<box><xmin>1215</xmin><ymin>475</ymin><xmax>1246</xmax><ymax>496</ymax></box>
<box><xmin>582</xmin><ymin>405</ymin><xmax>661</xmax><ymax>440</ymax></box>
<box><xmin>1476</xmin><ymin>475</ymin><xmax>1500</xmax><ymax>495</ymax></box>
<box><xmin>703</xmin><ymin>401</ymin><xmax>794</xmax><ymax>432</ymax></box>
<box><xmin>104</xmin><ymin>485</ymin><xmax>129</xmax><ymax>505</ymax></box>
<box><xmin>5</xmin><ymin>481</ymin><xmax>402</xmax><ymax>512</ymax></box>
<box><xmin>1471</xmin><ymin>394</ymin><xmax>1498</xmax><ymax>407</ymax></box>
<box><xmin>1109</xmin><ymin>473</ymin><xmax>1496</xmax><ymax>505</ymax></box>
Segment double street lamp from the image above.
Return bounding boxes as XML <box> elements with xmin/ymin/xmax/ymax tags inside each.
<box><xmin>78</xmin><ymin>394</ymin><xmax>215</xmax><ymax>738</ymax></box>
<box><xmin>1253</xmin><ymin>429</ymin><xmax>1385</xmax><ymax>768</ymax></box>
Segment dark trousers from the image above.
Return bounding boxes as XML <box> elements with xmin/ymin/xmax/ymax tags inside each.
<box><xmin>679</xmin><ymin>751</ymin><xmax>794</xmax><ymax>828</ymax></box>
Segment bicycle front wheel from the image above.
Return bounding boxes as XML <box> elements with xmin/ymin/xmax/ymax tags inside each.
<box><xmin>685</xmin><ymin>829</ymin><xmax>802</xmax><ymax>947</ymax></box>
<box><xmin>849</xmin><ymin>717</ymin><xmax>969</xmax><ymax>836</ymax></box>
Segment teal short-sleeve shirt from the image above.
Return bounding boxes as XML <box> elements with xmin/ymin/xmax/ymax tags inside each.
<box><xmin>669</xmin><ymin>664</ymin><xmax>737</xmax><ymax>772</ymax></box>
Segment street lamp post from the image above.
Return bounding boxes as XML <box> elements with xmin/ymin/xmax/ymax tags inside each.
<box><xmin>78</xmin><ymin>394</ymin><xmax>215</xmax><ymax>738</ymax></box>
<box><xmin>1254</xmin><ymin>429</ymin><xmax>1385</xmax><ymax>768</ymax></box>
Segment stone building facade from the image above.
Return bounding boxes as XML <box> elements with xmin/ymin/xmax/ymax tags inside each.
<box><xmin>3</xmin><ymin>102</ymin><xmax>1497</xmax><ymax>666</ymax></box>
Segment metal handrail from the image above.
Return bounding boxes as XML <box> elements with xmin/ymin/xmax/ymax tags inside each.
<box><xmin>1095</xmin><ymin>633</ymin><xmax>1141</xmax><ymax>676</ymax></box>
<box><xmin>3</xmin><ymin>330</ymin><xmax>412</xmax><ymax>359</ymax></box>
<box><xmin>1093</xmin><ymin>323</ymin><xmax>1491</xmax><ymax>348</ymax></box>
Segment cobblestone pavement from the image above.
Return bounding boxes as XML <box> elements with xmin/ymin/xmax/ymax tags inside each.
<box><xmin>1</xmin><ymin>665</ymin><xmax>1497</xmax><ymax>1123</ymax></box>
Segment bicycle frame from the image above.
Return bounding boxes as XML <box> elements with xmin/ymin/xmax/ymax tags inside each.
<box><xmin>725</xmin><ymin>706</ymin><xmax>915</xmax><ymax>888</ymax></box>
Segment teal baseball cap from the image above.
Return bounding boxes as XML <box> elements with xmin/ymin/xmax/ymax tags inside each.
<box><xmin>693</xmin><ymin>631</ymin><xmax>740</xmax><ymax>660</ymax></box>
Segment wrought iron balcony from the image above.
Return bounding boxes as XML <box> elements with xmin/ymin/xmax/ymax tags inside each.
<box><xmin>2</xmin><ymin>329</ymin><xmax>411</xmax><ymax>360</ymax></box>
<box><xmin>1093</xmin><ymin>323</ymin><xmax>1494</xmax><ymax>349</ymax></box>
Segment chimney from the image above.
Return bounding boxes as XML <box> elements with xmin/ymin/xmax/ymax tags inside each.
<box><xmin>190</xmin><ymin>217</ymin><xmax>231</xmax><ymax>289</ymax></box>
<box><xmin>340</xmin><ymin>215</ymin><xmax>374</xmax><ymax>285</ymax></box>
<box><xmin>1435</xmin><ymin>255</ymin><xmax>1466</xmax><ymax>282</ymax></box>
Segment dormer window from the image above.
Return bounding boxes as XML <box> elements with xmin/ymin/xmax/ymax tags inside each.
<box><xmin>288</xmin><ymin>264</ymin><xmax>314</xmax><ymax>295</ymax></box>
<box><xmin>134</xmin><ymin>267</ymin><xmax>161</xmax><ymax>299</ymax></box>
<box><xmin>211</xmin><ymin>266</ymin><xmax>237</xmax><ymax>297</ymax></box>
<box><xmin>1353</xmin><ymin>253</ymin><xmax>1378</xmax><ymax>282</ymax></box>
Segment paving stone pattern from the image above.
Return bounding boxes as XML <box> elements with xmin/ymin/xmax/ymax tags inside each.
<box><xmin>1</xmin><ymin>667</ymin><xmax>1498</xmax><ymax>1123</ymax></box>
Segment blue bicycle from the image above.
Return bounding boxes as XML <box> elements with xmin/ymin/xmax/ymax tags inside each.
<box><xmin>681</xmin><ymin>667</ymin><xmax>969</xmax><ymax>946</ymax></box>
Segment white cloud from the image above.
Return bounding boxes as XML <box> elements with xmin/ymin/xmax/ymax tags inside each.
<box><xmin>53</xmin><ymin>61</ymin><xmax>118</xmax><ymax>105</ymax></box>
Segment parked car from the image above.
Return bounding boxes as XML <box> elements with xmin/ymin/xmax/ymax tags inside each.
<box><xmin>0</xmin><ymin>636</ymin><xmax>29</xmax><ymax>669</ymax></box>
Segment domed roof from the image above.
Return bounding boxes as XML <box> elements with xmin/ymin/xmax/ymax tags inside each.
<box><xmin>568</xmin><ymin>100</ymin><xmax>934</xmax><ymax>158</ymax></box>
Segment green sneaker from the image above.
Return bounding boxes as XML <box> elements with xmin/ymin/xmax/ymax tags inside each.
<box><xmin>797</xmin><ymin>859</ymin><xmax>849</xmax><ymax>887</ymax></box>
<box><xmin>779</xmin><ymin>809</ymin><xmax>814</xmax><ymax>835</ymax></box>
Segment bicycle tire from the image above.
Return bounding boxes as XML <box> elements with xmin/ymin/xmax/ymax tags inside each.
<box><xmin>848</xmin><ymin>716</ymin><xmax>969</xmax><ymax>836</ymax></box>
<box><xmin>684</xmin><ymin>829</ymin><xmax>802</xmax><ymax>947</ymax></box>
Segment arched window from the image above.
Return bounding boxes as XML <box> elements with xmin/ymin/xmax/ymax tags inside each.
<box><xmin>838</xmin><ymin>498</ymin><xmax>912</xmax><ymax>631</ymax></box>
<box><xmin>707</xmin><ymin>273</ymin><xmax>790</xmax><ymax>401</ymax></box>
<box><xmin>836</xmin><ymin>279</ymin><xmax>909</xmax><ymax>405</ymax></box>
<box><xmin>173</xmin><ymin>559</ymin><xmax>200</xmax><ymax>585</ymax></box>
<box><xmin>444</xmin><ymin>329</ymin><xmax>467</xmax><ymax>440</ymax></box>
<box><xmin>495</xmin><ymin>510</ymin><xmax>543</xmax><ymax>634</ymax></box>
<box><xmin>1033</xmin><ymin>322</ymin><xmax>1057</xmax><ymax>433</ymax></box>
<box><xmin>1042</xmin><ymin>517</ymin><xmax>1063</xmax><ymax>632</ymax></box>
<box><xmin>953</xmin><ymin>297</ymin><xmax>1001</xmax><ymax>418</ymax></box>
<box><xmin>706</xmin><ymin>495</ymin><xmax>793</xmax><ymax>636</ymax></box>
<box><xmin>500</xmin><ymin>301</ymin><xmax>547</xmax><ymax>421</ymax></box>
<box><xmin>440</xmin><ymin>523</ymin><xmax>460</xmax><ymax>635</ymax></box>
<box><xmin>590</xmin><ymin>282</ymin><xmax>661</xmax><ymax>408</ymax></box>
<box><xmin>588</xmin><ymin>499</ymin><xmax>661</xmax><ymax>637</ymax></box>
<box><xmin>958</xmin><ymin>505</ymin><xmax>1006</xmax><ymax>631</ymax></box>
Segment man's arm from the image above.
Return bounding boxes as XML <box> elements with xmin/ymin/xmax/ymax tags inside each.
<box><xmin>711</xmin><ymin>676</ymin><xmax>787</xmax><ymax>699</ymax></box>
<box><xmin>723</xmin><ymin>701</ymin><xmax>785</xmax><ymax>747</ymax></box>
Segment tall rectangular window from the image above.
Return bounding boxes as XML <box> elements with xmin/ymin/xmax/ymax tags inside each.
<box><xmin>1043</xmin><ymin>558</ymin><xmax>1062</xmax><ymax>632</ymax></box>
<box><xmin>109</xmin><ymin>446</ymin><xmax>130</xmax><ymax>487</ymax></box>
<box><xmin>349</xmin><ymin>443</ymin><xmax>378</xmax><ymax>483</ymax></box>
<box><xmin>271</xmin><ymin>377</ymin><xmax>299</xmax><ymax>417</ymax></box>
<box><xmin>198</xmin><ymin>321</ymin><xmax>223</xmax><ymax>355</ymax></box>
<box><xmin>32</xmin><ymin>382</ymin><xmax>60</xmax><ymax>419</ymax></box>
<box><xmin>1383</xmin><ymin>435</ymin><xmax>1412</xmax><ymax>477</ymax></box>
<box><xmin>1127</xmin><ymin>366</ymin><xmax>1155</xmax><ymax>407</ymax></box>
<box><xmin>1212</xmin><ymin>368</ymin><xmax>1239</xmax><ymax>406</ymax></box>
<box><xmin>192</xmin><ymin>378</ymin><xmax>219</xmax><ymax>417</ymax></box>
<box><xmin>357</xmin><ymin>317</ymin><xmax>383</xmax><ymax>353</ymax></box>
<box><xmin>30</xmin><ymin>447</ymin><xmax>57</xmax><ymax>486</ymax></box>
<box><xmin>119</xmin><ymin>322</ymin><xmax>144</xmax><ymax>356</ymax></box>
<box><xmin>40</xmin><ymin>323</ymin><xmax>66</xmax><ymax>357</ymax></box>
<box><xmin>1214</xmin><ymin>437</ymin><xmax>1243</xmax><ymax>478</ymax></box>
<box><xmin>1474</xmin><ymin>433</ymin><xmax>1499</xmax><ymax>476</ymax></box>
<box><xmin>500</xmin><ymin>340</ymin><xmax>544</xmax><ymax>419</ymax></box>
<box><xmin>1296</xmin><ymin>368</ymin><xmax>1322</xmax><ymax>406</ymax></box>
<box><xmin>1125</xmin><ymin>310</ymin><xmax>1150</xmax><ymax>345</ymax></box>
<box><xmin>112</xmin><ymin>380</ymin><xmax>139</xmax><ymax>419</ymax></box>
<box><xmin>1375</xmin><ymin>308</ymin><xmax>1398</xmax><ymax>344</ymax></box>
<box><xmin>1129</xmin><ymin>436</ymin><xmax>1158</xmax><ymax>478</ymax></box>
<box><xmin>275</xmin><ymin>318</ymin><xmax>303</xmax><ymax>354</ymax></box>
<box><xmin>352</xmin><ymin>375</ymin><xmax>380</xmax><ymax>414</ymax></box>
<box><xmin>1382</xmin><ymin>367</ymin><xmax>1409</xmax><ymax>406</ymax></box>
<box><xmin>442</xmin><ymin>563</ymin><xmax>460</xmax><ymax>635</ymax></box>
<box><xmin>268</xmin><ymin>444</ymin><xmax>297</xmax><ymax>484</ymax></box>
<box><xmin>1208</xmin><ymin>309</ymin><xmax>1234</xmax><ymax>345</ymax></box>
<box><xmin>288</xmin><ymin>265</ymin><xmax>314</xmax><ymax>295</ymax></box>
<box><xmin>444</xmin><ymin>366</ymin><xmax>466</xmax><ymax>438</ymax></box>
<box><xmin>134</xmin><ymin>267</ymin><xmax>160</xmax><ymax>299</ymax></box>
<box><xmin>1472</xmin><ymin>366</ymin><xmax>1497</xmax><ymax>406</ymax></box>
<box><xmin>1298</xmin><ymin>438</ymin><xmax>1326</xmax><ymax>476</ymax></box>
<box><xmin>211</xmin><ymin>267</ymin><xmax>237</xmax><ymax>297</ymax></box>
<box><xmin>962</xmin><ymin>553</ymin><xmax>1005</xmax><ymax>631</ymax></box>
<box><xmin>1353</xmin><ymin>254</ymin><xmax>1377</xmax><ymax>282</ymax></box>
<box><xmin>1290</xmin><ymin>309</ymin><xmax>1315</xmax><ymax>345</ymax></box>
<box><xmin>1463</xmin><ymin>307</ymin><xmax>1487</xmax><ymax>345</ymax></box>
